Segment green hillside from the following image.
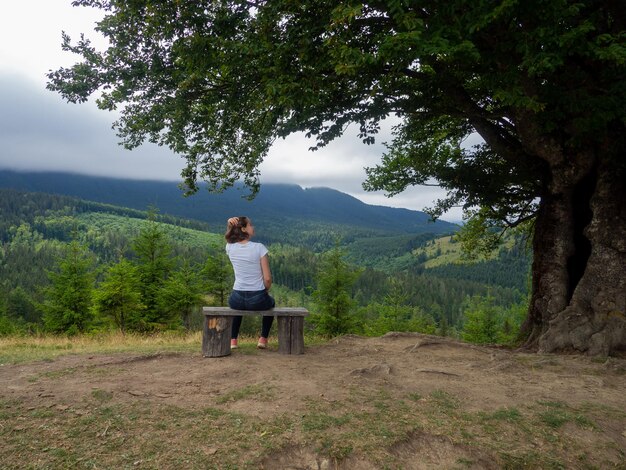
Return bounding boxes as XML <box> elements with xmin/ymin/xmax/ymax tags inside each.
<box><xmin>0</xmin><ymin>170</ymin><xmax>459</xmax><ymax>248</ymax></box>
<box><xmin>0</xmin><ymin>188</ymin><xmax>529</xmax><ymax>341</ymax></box>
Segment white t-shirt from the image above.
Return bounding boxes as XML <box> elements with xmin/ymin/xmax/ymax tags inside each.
<box><xmin>225</xmin><ymin>241</ymin><xmax>268</xmax><ymax>291</ymax></box>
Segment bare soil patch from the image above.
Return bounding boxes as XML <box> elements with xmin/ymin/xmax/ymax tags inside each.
<box><xmin>1</xmin><ymin>333</ymin><xmax>625</xmax><ymax>469</ymax></box>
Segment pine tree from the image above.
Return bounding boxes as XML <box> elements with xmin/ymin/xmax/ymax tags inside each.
<box><xmin>6</xmin><ymin>286</ymin><xmax>40</xmax><ymax>325</ymax></box>
<box><xmin>92</xmin><ymin>258</ymin><xmax>143</xmax><ymax>333</ymax></box>
<box><xmin>131</xmin><ymin>211</ymin><xmax>174</xmax><ymax>329</ymax></box>
<box><xmin>159</xmin><ymin>259</ymin><xmax>205</xmax><ymax>330</ymax></box>
<box><xmin>461</xmin><ymin>294</ymin><xmax>500</xmax><ymax>345</ymax></box>
<box><xmin>202</xmin><ymin>249</ymin><xmax>233</xmax><ymax>307</ymax></box>
<box><xmin>0</xmin><ymin>293</ymin><xmax>16</xmax><ymax>336</ymax></box>
<box><xmin>311</xmin><ymin>243</ymin><xmax>361</xmax><ymax>336</ymax></box>
<box><xmin>42</xmin><ymin>240</ymin><xmax>95</xmax><ymax>334</ymax></box>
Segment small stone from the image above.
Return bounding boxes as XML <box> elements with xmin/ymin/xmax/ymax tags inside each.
<box><xmin>318</xmin><ymin>459</ymin><xmax>330</xmax><ymax>470</ymax></box>
<box><xmin>128</xmin><ymin>390</ymin><xmax>146</xmax><ymax>397</ymax></box>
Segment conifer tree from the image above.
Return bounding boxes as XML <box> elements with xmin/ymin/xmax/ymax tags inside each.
<box><xmin>0</xmin><ymin>294</ymin><xmax>16</xmax><ymax>336</ymax></box>
<box><xmin>461</xmin><ymin>294</ymin><xmax>500</xmax><ymax>345</ymax></box>
<box><xmin>202</xmin><ymin>250</ymin><xmax>233</xmax><ymax>307</ymax></box>
<box><xmin>92</xmin><ymin>258</ymin><xmax>143</xmax><ymax>333</ymax></box>
<box><xmin>42</xmin><ymin>240</ymin><xmax>95</xmax><ymax>334</ymax></box>
<box><xmin>6</xmin><ymin>286</ymin><xmax>39</xmax><ymax>325</ymax></box>
<box><xmin>311</xmin><ymin>243</ymin><xmax>361</xmax><ymax>336</ymax></box>
<box><xmin>159</xmin><ymin>259</ymin><xmax>205</xmax><ymax>330</ymax></box>
<box><xmin>131</xmin><ymin>211</ymin><xmax>173</xmax><ymax>329</ymax></box>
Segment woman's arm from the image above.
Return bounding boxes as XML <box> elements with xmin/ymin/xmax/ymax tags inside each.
<box><xmin>260</xmin><ymin>254</ymin><xmax>272</xmax><ymax>290</ymax></box>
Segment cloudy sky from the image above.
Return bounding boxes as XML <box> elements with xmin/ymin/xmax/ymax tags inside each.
<box><xmin>0</xmin><ymin>1</ymin><xmax>462</xmax><ymax>221</ymax></box>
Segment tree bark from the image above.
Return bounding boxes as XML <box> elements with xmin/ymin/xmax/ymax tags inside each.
<box><xmin>523</xmin><ymin>158</ymin><xmax>626</xmax><ymax>355</ymax></box>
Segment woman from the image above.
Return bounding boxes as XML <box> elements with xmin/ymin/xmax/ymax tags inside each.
<box><xmin>225</xmin><ymin>216</ymin><xmax>275</xmax><ymax>349</ymax></box>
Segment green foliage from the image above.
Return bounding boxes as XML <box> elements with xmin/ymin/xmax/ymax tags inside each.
<box><xmin>461</xmin><ymin>294</ymin><xmax>527</xmax><ymax>345</ymax></box>
<box><xmin>6</xmin><ymin>286</ymin><xmax>40</xmax><ymax>325</ymax></box>
<box><xmin>159</xmin><ymin>259</ymin><xmax>205</xmax><ymax>330</ymax></box>
<box><xmin>461</xmin><ymin>294</ymin><xmax>501</xmax><ymax>344</ymax></box>
<box><xmin>130</xmin><ymin>212</ymin><xmax>174</xmax><ymax>328</ymax></box>
<box><xmin>202</xmin><ymin>249</ymin><xmax>234</xmax><ymax>307</ymax></box>
<box><xmin>310</xmin><ymin>243</ymin><xmax>362</xmax><ymax>336</ymax></box>
<box><xmin>0</xmin><ymin>189</ymin><xmax>532</xmax><ymax>343</ymax></box>
<box><xmin>92</xmin><ymin>259</ymin><xmax>144</xmax><ymax>333</ymax></box>
<box><xmin>456</xmin><ymin>208</ymin><xmax>504</xmax><ymax>260</ymax></box>
<box><xmin>0</xmin><ymin>314</ymin><xmax>18</xmax><ymax>336</ymax></box>
<box><xmin>455</xmin><ymin>208</ymin><xmax>534</xmax><ymax>263</ymax></box>
<box><xmin>270</xmin><ymin>244</ymin><xmax>319</xmax><ymax>292</ymax></box>
<box><xmin>362</xmin><ymin>303</ymin><xmax>437</xmax><ymax>337</ymax></box>
<box><xmin>47</xmin><ymin>1</ymin><xmax>626</xmax><ymax>219</ymax></box>
<box><xmin>0</xmin><ymin>296</ymin><xmax>17</xmax><ymax>336</ymax></box>
<box><xmin>42</xmin><ymin>240</ymin><xmax>96</xmax><ymax>334</ymax></box>
<box><xmin>363</xmin><ymin>280</ymin><xmax>437</xmax><ymax>336</ymax></box>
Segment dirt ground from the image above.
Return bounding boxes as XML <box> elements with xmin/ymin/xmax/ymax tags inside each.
<box><xmin>1</xmin><ymin>333</ymin><xmax>625</xmax><ymax>469</ymax></box>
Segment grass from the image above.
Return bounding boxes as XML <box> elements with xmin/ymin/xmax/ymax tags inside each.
<box><xmin>0</xmin><ymin>331</ymin><xmax>330</xmax><ymax>364</ymax></box>
<box><xmin>0</xmin><ymin>331</ymin><xmax>203</xmax><ymax>364</ymax></box>
<box><xmin>1</xmin><ymin>382</ymin><xmax>622</xmax><ymax>469</ymax></box>
<box><xmin>0</xmin><ymin>335</ymin><xmax>624</xmax><ymax>469</ymax></box>
<box><xmin>414</xmin><ymin>234</ymin><xmax>516</xmax><ymax>268</ymax></box>
<box><xmin>216</xmin><ymin>384</ymin><xmax>276</xmax><ymax>404</ymax></box>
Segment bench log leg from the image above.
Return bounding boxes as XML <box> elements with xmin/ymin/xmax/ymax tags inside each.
<box><xmin>277</xmin><ymin>316</ymin><xmax>304</xmax><ymax>354</ymax></box>
<box><xmin>202</xmin><ymin>316</ymin><xmax>233</xmax><ymax>357</ymax></box>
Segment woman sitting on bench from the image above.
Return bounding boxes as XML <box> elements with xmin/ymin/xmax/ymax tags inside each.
<box><xmin>225</xmin><ymin>216</ymin><xmax>275</xmax><ymax>350</ymax></box>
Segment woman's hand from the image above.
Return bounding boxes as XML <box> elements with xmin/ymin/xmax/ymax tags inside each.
<box><xmin>227</xmin><ymin>217</ymin><xmax>239</xmax><ymax>227</ymax></box>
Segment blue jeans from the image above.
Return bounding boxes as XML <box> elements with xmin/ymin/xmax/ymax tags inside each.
<box><xmin>228</xmin><ymin>290</ymin><xmax>275</xmax><ymax>339</ymax></box>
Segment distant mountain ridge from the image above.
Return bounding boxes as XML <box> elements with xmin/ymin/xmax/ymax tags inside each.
<box><xmin>0</xmin><ymin>170</ymin><xmax>457</xmax><ymax>236</ymax></box>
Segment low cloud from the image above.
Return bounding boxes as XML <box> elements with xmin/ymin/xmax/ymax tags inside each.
<box><xmin>0</xmin><ymin>74</ymin><xmax>186</xmax><ymax>181</ymax></box>
<box><xmin>0</xmin><ymin>74</ymin><xmax>462</xmax><ymax>221</ymax></box>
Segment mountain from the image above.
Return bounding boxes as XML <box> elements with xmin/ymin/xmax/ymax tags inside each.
<box><xmin>0</xmin><ymin>170</ymin><xmax>458</xmax><ymax>240</ymax></box>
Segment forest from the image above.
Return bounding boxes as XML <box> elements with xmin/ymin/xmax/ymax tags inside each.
<box><xmin>0</xmin><ymin>188</ymin><xmax>530</xmax><ymax>344</ymax></box>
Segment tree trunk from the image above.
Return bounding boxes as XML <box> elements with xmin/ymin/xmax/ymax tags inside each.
<box><xmin>523</xmin><ymin>158</ymin><xmax>626</xmax><ymax>355</ymax></box>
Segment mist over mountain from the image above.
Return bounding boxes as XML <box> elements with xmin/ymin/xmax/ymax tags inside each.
<box><xmin>0</xmin><ymin>170</ymin><xmax>457</xmax><ymax>237</ymax></box>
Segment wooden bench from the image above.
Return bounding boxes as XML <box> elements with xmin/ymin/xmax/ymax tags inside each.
<box><xmin>202</xmin><ymin>307</ymin><xmax>309</xmax><ymax>357</ymax></box>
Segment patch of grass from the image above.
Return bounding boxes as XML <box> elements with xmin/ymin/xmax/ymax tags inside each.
<box><xmin>407</xmin><ymin>392</ymin><xmax>423</xmax><ymax>401</ymax></box>
<box><xmin>216</xmin><ymin>383</ymin><xmax>275</xmax><ymax>404</ymax></box>
<box><xmin>302</xmin><ymin>412</ymin><xmax>352</xmax><ymax>432</ymax></box>
<box><xmin>430</xmin><ymin>389</ymin><xmax>460</xmax><ymax>410</ymax></box>
<box><xmin>29</xmin><ymin>408</ymin><xmax>56</xmax><ymax>418</ymax></box>
<box><xmin>535</xmin><ymin>401</ymin><xmax>593</xmax><ymax>430</ymax></box>
<box><xmin>317</xmin><ymin>437</ymin><xmax>353</xmax><ymax>460</ymax></box>
<box><xmin>480</xmin><ymin>407</ymin><xmax>523</xmax><ymax>423</ymax></box>
<box><xmin>499</xmin><ymin>451</ymin><xmax>566</xmax><ymax>470</ymax></box>
<box><xmin>91</xmin><ymin>389</ymin><xmax>114</xmax><ymax>402</ymax></box>
<box><xmin>29</xmin><ymin>367</ymin><xmax>79</xmax><ymax>383</ymax></box>
<box><xmin>0</xmin><ymin>331</ymin><xmax>203</xmax><ymax>364</ymax></box>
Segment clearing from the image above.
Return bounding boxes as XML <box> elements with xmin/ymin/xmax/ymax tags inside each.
<box><xmin>1</xmin><ymin>333</ymin><xmax>625</xmax><ymax>469</ymax></box>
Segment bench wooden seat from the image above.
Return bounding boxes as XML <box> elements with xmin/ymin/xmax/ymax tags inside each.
<box><xmin>202</xmin><ymin>307</ymin><xmax>309</xmax><ymax>357</ymax></box>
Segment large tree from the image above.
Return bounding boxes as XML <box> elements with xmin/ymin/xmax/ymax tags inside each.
<box><xmin>48</xmin><ymin>1</ymin><xmax>625</xmax><ymax>354</ymax></box>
